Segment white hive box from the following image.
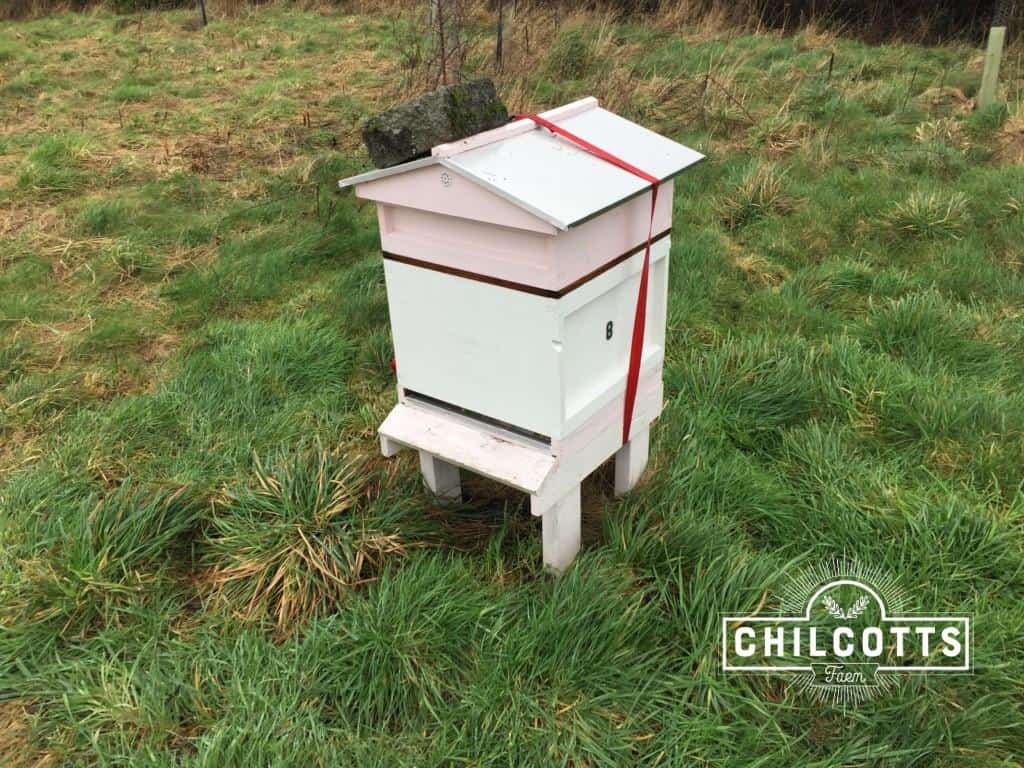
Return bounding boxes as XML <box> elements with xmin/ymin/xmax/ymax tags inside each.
<box><xmin>339</xmin><ymin>97</ymin><xmax>703</xmax><ymax>571</ymax></box>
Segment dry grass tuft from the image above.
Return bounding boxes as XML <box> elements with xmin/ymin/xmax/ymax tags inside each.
<box><xmin>794</xmin><ymin>23</ymin><xmax>839</xmax><ymax>50</ymax></box>
<box><xmin>0</xmin><ymin>701</ymin><xmax>56</xmax><ymax>768</ymax></box>
<box><xmin>914</xmin><ymin>116</ymin><xmax>971</xmax><ymax>151</ymax></box>
<box><xmin>138</xmin><ymin>332</ymin><xmax>180</xmax><ymax>364</ymax></box>
<box><xmin>0</xmin><ymin>202</ymin><xmax>37</xmax><ymax>242</ymax></box>
<box><xmin>716</xmin><ymin>163</ymin><xmax>795</xmax><ymax>230</ymax></box>
<box><xmin>654</xmin><ymin>0</ymin><xmax>741</xmax><ymax>39</ymax></box>
<box><xmin>732</xmin><ymin>250</ymin><xmax>790</xmax><ymax>287</ymax></box>
<box><xmin>201</xmin><ymin>447</ymin><xmax>410</xmax><ymax>634</ymax></box>
<box><xmin>175</xmin><ymin>136</ymin><xmax>237</xmax><ymax>179</ymax></box>
<box><xmin>750</xmin><ymin>114</ymin><xmax>813</xmax><ymax>157</ymax></box>
<box><xmin>994</xmin><ymin>112</ymin><xmax>1024</xmax><ymax>166</ymax></box>
<box><xmin>916</xmin><ymin>86</ymin><xmax>975</xmax><ymax>113</ymax></box>
<box><xmin>884</xmin><ymin>191</ymin><xmax>970</xmax><ymax>239</ymax></box>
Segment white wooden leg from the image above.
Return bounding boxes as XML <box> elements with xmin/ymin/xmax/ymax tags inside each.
<box><xmin>418</xmin><ymin>451</ymin><xmax>461</xmax><ymax>502</ymax></box>
<box><xmin>535</xmin><ymin>485</ymin><xmax>581</xmax><ymax>574</ymax></box>
<box><xmin>380</xmin><ymin>434</ymin><xmax>402</xmax><ymax>458</ymax></box>
<box><xmin>614</xmin><ymin>424</ymin><xmax>649</xmax><ymax>497</ymax></box>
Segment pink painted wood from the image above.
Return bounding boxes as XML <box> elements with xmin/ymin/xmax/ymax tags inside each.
<box><xmin>371</xmin><ymin>181</ymin><xmax>673</xmax><ymax>293</ymax></box>
<box><xmin>359</xmin><ymin>163</ymin><xmax>557</xmax><ymax>236</ymax></box>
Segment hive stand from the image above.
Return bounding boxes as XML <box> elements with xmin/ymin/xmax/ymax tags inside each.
<box><xmin>379</xmin><ymin>387</ymin><xmax>656</xmax><ymax>573</ymax></box>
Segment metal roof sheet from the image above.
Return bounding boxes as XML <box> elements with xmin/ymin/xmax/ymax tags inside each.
<box><xmin>338</xmin><ymin>98</ymin><xmax>704</xmax><ymax>230</ymax></box>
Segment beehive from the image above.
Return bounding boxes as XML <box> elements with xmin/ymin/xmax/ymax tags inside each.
<box><xmin>339</xmin><ymin>97</ymin><xmax>704</xmax><ymax>571</ymax></box>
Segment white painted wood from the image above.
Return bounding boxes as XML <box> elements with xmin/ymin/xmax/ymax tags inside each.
<box><xmin>379</xmin><ymin>204</ymin><xmax>555</xmax><ymax>287</ymax></box>
<box><xmin>536</xmin><ymin>367</ymin><xmax>663</xmax><ymax>510</ymax></box>
<box><xmin>552</xmin><ymin>236</ymin><xmax>669</xmax><ymax>315</ymax></box>
<box><xmin>536</xmin><ymin>485</ymin><xmax>581</xmax><ymax>573</ymax></box>
<box><xmin>614</xmin><ymin>424</ymin><xmax>649</xmax><ymax>496</ymax></box>
<box><xmin>400</xmin><ymin>387</ymin><xmax>551</xmax><ymax>451</ymax></box>
<box><xmin>560</xmin><ymin>239</ymin><xmax>669</xmax><ymax>432</ymax></box>
<box><xmin>552</xmin><ymin>364</ymin><xmax>663</xmax><ymax>455</ymax></box>
<box><xmin>419</xmin><ymin>451</ymin><xmax>462</xmax><ymax>501</ymax></box>
<box><xmin>384</xmin><ymin>245</ymin><xmax>669</xmax><ymax>441</ymax></box>
<box><xmin>380</xmin><ymin>433</ymin><xmax>402</xmax><ymax>458</ymax></box>
<box><xmin>384</xmin><ymin>259</ymin><xmax>562</xmax><ymax>437</ymax></box>
<box><xmin>979</xmin><ymin>26</ymin><xmax>1007</xmax><ymax>109</ymax></box>
<box><xmin>551</xmin><ymin>183</ymin><xmax>673</xmax><ymax>284</ymax></box>
<box><xmin>432</xmin><ymin>97</ymin><xmax>599</xmax><ymax>157</ymax></box>
<box><xmin>378</xmin><ymin>402</ymin><xmax>557</xmax><ymax>494</ymax></box>
<box><xmin>380</xmin><ymin>366</ymin><xmax>662</xmax><ymax>571</ymax></box>
<box><xmin>337</xmin><ymin>155</ymin><xmax>441</xmax><ymax>190</ymax></box>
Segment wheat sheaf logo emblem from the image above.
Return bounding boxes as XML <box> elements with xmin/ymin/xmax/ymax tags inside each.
<box><xmin>821</xmin><ymin>593</ymin><xmax>871</xmax><ymax>620</ymax></box>
<box><xmin>721</xmin><ymin>558</ymin><xmax>972</xmax><ymax>705</ymax></box>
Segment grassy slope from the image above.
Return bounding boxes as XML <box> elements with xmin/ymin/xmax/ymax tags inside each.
<box><xmin>1</xmin><ymin>4</ymin><xmax>1024</xmax><ymax>765</ymax></box>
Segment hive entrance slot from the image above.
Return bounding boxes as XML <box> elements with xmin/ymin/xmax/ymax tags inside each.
<box><xmin>403</xmin><ymin>389</ymin><xmax>552</xmax><ymax>446</ymax></box>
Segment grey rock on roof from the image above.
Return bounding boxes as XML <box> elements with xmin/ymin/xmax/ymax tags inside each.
<box><xmin>360</xmin><ymin>78</ymin><xmax>509</xmax><ymax>169</ymax></box>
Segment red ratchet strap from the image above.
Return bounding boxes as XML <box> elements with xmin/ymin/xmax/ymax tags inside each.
<box><xmin>518</xmin><ymin>113</ymin><xmax>659</xmax><ymax>446</ymax></box>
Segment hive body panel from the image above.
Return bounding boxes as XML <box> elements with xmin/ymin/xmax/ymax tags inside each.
<box><xmin>560</xmin><ymin>238</ymin><xmax>669</xmax><ymax>433</ymax></box>
<box><xmin>384</xmin><ymin>259</ymin><xmax>563</xmax><ymax>438</ymax></box>
<box><xmin>384</xmin><ymin>237</ymin><xmax>669</xmax><ymax>441</ymax></box>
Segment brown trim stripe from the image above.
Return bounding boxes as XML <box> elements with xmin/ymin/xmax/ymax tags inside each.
<box><xmin>382</xmin><ymin>227</ymin><xmax>671</xmax><ymax>299</ymax></box>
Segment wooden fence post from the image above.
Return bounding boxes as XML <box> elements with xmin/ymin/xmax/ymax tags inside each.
<box><xmin>495</xmin><ymin>0</ymin><xmax>504</xmax><ymax>69</ymax></box>
<box><xmin>979</xmin><ymin>26</ymin><xmax>1007</xmax><ymax>108</ymax></box>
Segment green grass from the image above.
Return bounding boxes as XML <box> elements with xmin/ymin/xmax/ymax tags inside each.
<box><xmin>1</xmin><ymin>3</ymin><xmax>1024</xmax><ymax>765</ymax></box>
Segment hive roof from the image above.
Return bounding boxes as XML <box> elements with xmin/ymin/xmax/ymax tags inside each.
<box><xmin>338</xmin><ymin>97</ymin><xmax>704</xmax><ymax>230</ymax></box>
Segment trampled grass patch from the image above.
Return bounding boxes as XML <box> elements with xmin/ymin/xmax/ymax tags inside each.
<box><xmin>0</xmin><ymin>3</ymin><xmax>1023</xmax><ymax>765</ymax></box>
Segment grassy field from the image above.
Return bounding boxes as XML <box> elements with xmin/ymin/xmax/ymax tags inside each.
<box><xmin>2</xmin><ymin>3</ymin><xmax>1024</xmax><ymax>765</ymax></box>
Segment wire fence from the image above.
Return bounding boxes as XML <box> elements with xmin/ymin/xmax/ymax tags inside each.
<box><xmin>4</xmin><ymin>0</ymin><xmax>1024</xmax><ymax>42</ymax></box>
